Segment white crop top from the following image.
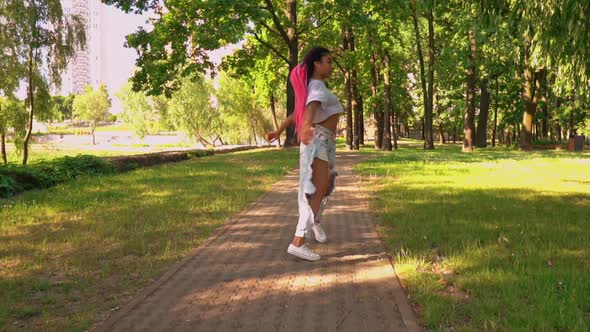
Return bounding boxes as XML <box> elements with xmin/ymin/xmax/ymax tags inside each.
<box><xmin>305</xmin><ymin>79</ymin><xmax>344</xmax><ymax>124</ymax></box>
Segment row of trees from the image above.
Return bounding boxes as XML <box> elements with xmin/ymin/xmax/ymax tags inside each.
<box><xmin>0</xmin><ymin>85</ymin><xmax>112</xmax><ymax>164</ymax></box>
<box><xmin>0</xmin><ymin>1</ymin><xmax>118</xmax><ymax>164</ymax></box>
<box><xmin>0</xmin><ymin>0</ymin><xmax>85</xmax><ymax>164</ymax></box>
<box><xmin>103</xmin><ymin>0</ymin><xmax>590</xmax><ymax>152</ymax></box>
<box><xmin>117</xmin><ymin>72</ymin><xmax>277</xmax><ymax>147</ymax></box>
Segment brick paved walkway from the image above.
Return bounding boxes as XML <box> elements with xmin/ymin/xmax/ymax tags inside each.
<box><xmin>93</xmin><ymin>152</ymin><xmax>420</xmax><ymax>332</ymax></box>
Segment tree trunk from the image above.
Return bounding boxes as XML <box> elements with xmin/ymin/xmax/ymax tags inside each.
<box><xmin>424</xmin><ymin>4</ymin><xmax>435</xmax><ymax>149</ymax></box>
<box><xmin>411</xmin><ymin>1</ymin><xmax>430</xmax><ymax>149</ymax></box>
<box><xmin>351</xmin><ymin>74</ymin><xmax>360</xmax><ymax>150</ymax></box>
<box><xmin>476</xmin><ymin>79</ymin><xmax>490</xmax><ymax>148</ymax></box>
<box><xmin>196</xmin><ymin>133</ymin><xmax>212</xmax><ymax>147</ymax></box>
<box><xmin>421</xmin><ymin>118</ymin><xmax>425</xmax><ymax>139</ymax></box>
<box><xmin>347</xmin><ymin>27</ymin><xmax>361</xmax><ymax>150</ymax></box>
<box><xmin>391</xmin><ymin>111</ymin><xmax>398</xmax><ymax>150</ymax></box>
<box><xmin>568</xmin><ymin>106</ymin><xmax>575</xmax><ymax>137</ymax></box>
<box><xmin>23</xmin><ymin>43</ymin><xmax>37</xmax><ymax>165</ymax></box>
<box><xmin>463</xmin><ymin>26</ymin><xmax>477</xmax><ymax>152</ymax></box>
<box><xmin>435</xmin><ymin>92</ymin><xmax>445</xmax><ymax>144</ymax></box>
<box><xmin>492</xmin><ymin>76</ymin><xmax>499</xmax><ymax>147</ymax></box>
<box><xmin>0</xmin><ymin>102</ymin><xmax>6</xmax><ymax>165</ymax></box>
<box><xmin>438</xmin><ymin>124</ymin><xmax>445</xmax><ymax>144</ymax></box>
<box><xmin>359</xmin><ymin>95</ymin><xmax>365</xmax><ymax>145</ymax></box>
<box><xmin>513</xmin><ymin>124</ymin><xmax>517</xmax><ymax>144</ymax></box>
<box><xmin>284</xmin><ymin>0</ymin><xmax>298</xmax><ymax>147</ymax></box>
<box><xmin>1</xmin><ymin>133</ymin><xmax>7</xmax><ymax>165</ymax></box>
<box><xmin>248</xmin><ymin>117</ymin><xmax>257</xmax><ymax>144</ymax></box>
<box><xmin>381</xmin><ymin>52</ymin><xmax>393</xmax><ymax>151</ymax></box>
<box><xmin>342</xmin><ymin>26</ymin><xmax>353</xmax><ymax>150</ymax></box>
<box><xmin>269</xmin><ymin>92</ymin><xmax>281</xmax><ymax>147</ymax></box>
<box><xmin>370</xmin><ymin>50</ymin><xmax>383</xmax><ymax>149</ymax></box>
<box><xmin>520</xmin><ymin>33</ymin><xmax>542</xmax><ymax>150</ymax></box>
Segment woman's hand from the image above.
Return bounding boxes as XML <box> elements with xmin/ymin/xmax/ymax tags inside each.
<box><xmin>300</xmin><ymin>125</ymin><xmax>314</xmax><ymax>145</ymax></box>
<box><xmin>267</xmin><ymin>130</ymin><xmax>280</xmax><ymax>142</ymax></box>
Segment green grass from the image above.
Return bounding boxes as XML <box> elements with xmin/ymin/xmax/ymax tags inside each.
<box><xmin>44</xmin><ymin>123</ymin><xmax>135</xmax><ymax>135</ymax></box>
<box><xmin>0</xmin><ymin>147</ymin><xmax>298</xmax><ymax>331</ymax></box>
<box><xmin>3</xmin><ymin>142</ymin><xmax>195</xmax><ymax>165</ymax></box>
<box><xmin>355</xmin><ymin>144</ymin><xmax>590</xmax><ymax>331</ymax></box>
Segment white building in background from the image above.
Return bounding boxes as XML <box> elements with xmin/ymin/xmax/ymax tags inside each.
<box><xmin>59</xmin><ymin>0</ymin><xmax>107</xmax><ymax>96</ymax></box>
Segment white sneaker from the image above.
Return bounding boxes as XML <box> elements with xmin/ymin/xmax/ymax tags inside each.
<box><xmin>311</xmin><ymin>223</ymin><xmax>327</xmax><ymax>243</ymax></box>
<box><xmin>287</xmin><ymin>244</ymin><xmax>321</xmax><ymax>261</ymax></box>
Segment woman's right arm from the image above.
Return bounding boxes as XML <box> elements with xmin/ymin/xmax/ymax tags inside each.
<box><xmin>267</xmin><ymin>114</ymin><xmax>293</xmax><ymax>142</ymax></box>
<box><xmin>277</xmin><ymin>114</ymin><xmax>294</xmax><ymax>134</ymax></box>
<box><xmin>266</xmin><ymin>101</ymin><xmax>319</xmax><ymax>144</ymax></box>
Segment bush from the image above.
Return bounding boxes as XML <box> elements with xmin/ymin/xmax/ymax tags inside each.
<box><xmin>0</xmin><ymin>174</ymin><xmax>19</xmax><ymax>198</ymax></box>
<box><xmin>533</xmin><ymin>139</ymin><xmax>563</xmax><ymax>146</ymax></box>
<box><xmin>0</xmin><ymin>155</ymin><xmax>115</xmax><ymax>198</ymax></box>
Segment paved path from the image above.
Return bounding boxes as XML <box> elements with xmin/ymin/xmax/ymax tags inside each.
<box><xmin>93</xmin><ymin>152</ymin><xmax>421</xmax><ymax>332</ymax></box>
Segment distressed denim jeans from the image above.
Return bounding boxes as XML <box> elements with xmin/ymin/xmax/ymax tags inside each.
<box><xmin>295</xmin><ymin>125</ymin><xmax>338</xmax><ymax>238</ymax></box>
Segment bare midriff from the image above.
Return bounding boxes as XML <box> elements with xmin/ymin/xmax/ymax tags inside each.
<box><xmin>316</xmin><ymin>113</ymin><xmax>341</xmax><ymax>132</ymax></box>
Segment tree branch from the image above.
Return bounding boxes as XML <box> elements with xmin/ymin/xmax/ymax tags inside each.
<box><xmin>252</xmin><ymin>32</ymin><xmax>289</xmax><ymax>64</ymax></box>
<box><xmin>298</xmin><ymin>14</ymin><xmax>333</xmax><ymax>36</ymax></box>
<box><xmin>262</xmin><ymin>0</ymin><xmax>291</xmax><ymax>44</ymax></box>
<box><xmin>259</xmin><ymin>20</ymin><xmax>281</xmax><ymax>38</ymax></box>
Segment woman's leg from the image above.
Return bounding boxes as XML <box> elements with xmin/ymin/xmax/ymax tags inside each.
<box><xmin>308</xmin><ymin>158</ymin><xmax>330</xmax><ymax>216</ymax></box>
<box><xmin>292</xmin><ymin>157</ymin><xmax>330</xmax><ymax>246</ymax></box>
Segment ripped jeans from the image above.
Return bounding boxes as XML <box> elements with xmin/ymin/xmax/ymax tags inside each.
<box><xmin>295</xmin><ymin>125</ymin><xmax>337</xmax><ymax>238</ymax></box>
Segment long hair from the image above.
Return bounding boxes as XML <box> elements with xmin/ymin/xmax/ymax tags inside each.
<box><xmin>289</xmin><ymin>47</ymin><xmax>331</xmax><ymax>141</ymax></box>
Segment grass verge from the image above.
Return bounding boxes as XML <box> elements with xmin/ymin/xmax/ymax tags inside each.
<box><xmin>1</xmin><ymin>147</ymin><xmax>298</xmax><ymax>331</ymax></box>
<box><xmin>355</xmin><ymin>145</ymin><xmax>590</xmax><ymax>331</ymax></box>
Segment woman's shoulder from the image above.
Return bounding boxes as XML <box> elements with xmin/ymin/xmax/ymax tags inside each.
<box><xmin>308</xmin><ymin>79</ymin><xmax>326</xmax><ymax>90</ymax></box>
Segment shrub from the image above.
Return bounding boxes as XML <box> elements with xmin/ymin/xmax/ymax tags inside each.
<box><xmin>0</xmin><ymin>155</ymin><xmax>114</xmax><ymax>198</ymax></box>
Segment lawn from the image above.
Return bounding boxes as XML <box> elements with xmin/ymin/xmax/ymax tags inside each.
<box><xmin>355</xmin><ymin>145</ymin><xmax>590</xmax><ymax>331</ymax></box>
<box><xmin>2</xmin><ymin>144</ymin><xmax>146</xmax><ymax>165</ymax></box>
<box><xmin>43</xmin><ymin>123</ymin><xmax>136</xmax><ymax>135</ymax></box>
<box><xmin>0</xmin><ymin>147</ymin><xmax>298</xmax><ymax>331</ymax></box>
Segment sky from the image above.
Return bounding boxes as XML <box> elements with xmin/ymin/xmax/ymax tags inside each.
<box><xmin>16</xmin><ymin>2</ymin><xmax>239</xmax><ymax>116</ymax></box>
<box><xmin>100</xmin><ymin>4</ymin><xmax>151</xmax><ymax>114</ymax></box>
<box><xmin>101</xmin><ymin>4</ymin><xmax>239</xmax><ymax>114</ymax></box>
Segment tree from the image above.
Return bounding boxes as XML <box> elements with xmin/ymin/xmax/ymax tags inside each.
<box><xmin>116</xmin><ymin>82</ymin><xmax>165</xmax><ymax>138</ymax></box>
<box><xmin>50</xmin><ymin>95</ymin><xmax>75</xmax><ymax>121</ymax></box>
<box><xmin>73</xmin><ymin>85</ymin><xmax>111</xmax><ymax>145</ymax></box>
<box><xmin>2</xmin><ymin>0</ymin><xmax>85</xmax><ymax>164</ymax></box>
<box><xmin>217</xmin><ymin>73</ymin><xmax>274</xmax><ymax>145</ymax></box>
<box><xmin>221</xmin><ymin>41</ymin><xmax>288</xmax><ymax>147</ymax></box>
<box><xmin>102</xmin><ymin>0</ymin><xmax>333</xmax><ymax>146</ymax></box>
<box><xmin>0</xmin><ymin>1</ymin><xmax>22</xmax><ymax>97</ymax></box>
<box><xmin>166</xmin><ymin>75</ymin><xmax>220</xmax><ymax>147</ymax></box>
<box><xmin>0</xmin><ymin>97</ymin><xmax>27</xmax><ymax>164</ymax></box>
<box><xmin>410</xmin><ymin>0</ymin><xmax>436</xmax><ymax>150</ymax></box>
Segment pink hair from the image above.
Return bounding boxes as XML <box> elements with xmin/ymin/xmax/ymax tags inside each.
<box><xmin>289</xmin><ymin>63</ymin><xmax>308</xmax><ymax>142</ymax></box>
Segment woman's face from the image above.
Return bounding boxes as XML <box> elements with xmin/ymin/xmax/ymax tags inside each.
<box><xmin>314</xmin><ymin>53</ymin><xmax>333</xmax><ymax>79</ymax></box>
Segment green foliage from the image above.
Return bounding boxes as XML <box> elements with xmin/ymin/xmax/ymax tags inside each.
<box><xmin>0</xmin><ymin>97</ymin><xmax>28</xmax><ymax>154</ymax></box>
<box><xmin>0</xmin><ymin>155</ymin><xmax>115</xmax><ymax>198</ymax></box>
<box><xmin>116</xmin><ymin>82</ymin><xmax>165</xmax><ymax>138</ymax></box>
<box><xmin>50</xmin><ymin>95</ymin><xmax>76</xmax><ymax>121</ymax></box>
<box><xmin>160</xmin><ymin>74</ymin><xmax>219</xmax><ymax>146</ymax></box>
<box><xmin>0</xmin><ymin>174</ymin><xmax>18</xmax><ymax>197</ymax></box>
<box><xmin>1</xmin><ymin>0</ymin><xmax>86</xmax><ymax>164</ymax></box>
<box><xmin>216</xmin><ymin>73</ymin><xmax>274</xmax><ymax>144</ymax></box>
<box><xmin>73</xmin><ymin>85</ymin><xmax>112</xmax><ymax>140</ymax></box>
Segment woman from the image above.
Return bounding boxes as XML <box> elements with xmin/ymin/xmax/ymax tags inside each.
<box><xmin>267</xmin><ymin>47</ymin><xmax>343</xmax><ymax>261</ymax></box>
